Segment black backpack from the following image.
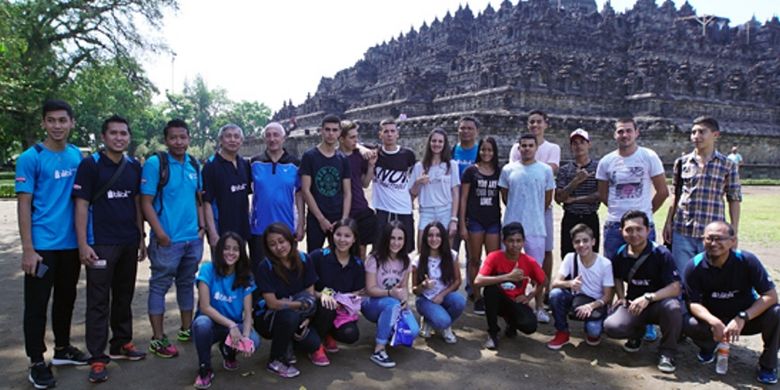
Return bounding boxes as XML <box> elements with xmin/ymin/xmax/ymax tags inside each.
<box><xmin>151</xmin><ymin>151</ymin><xmax>202</xmax><ymax>216</ymax></box>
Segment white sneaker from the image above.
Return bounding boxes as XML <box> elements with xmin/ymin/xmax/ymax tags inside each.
<box><xmin>419</xmin><ymin>318</ymin><xmax>432</xmax><ymax>338</ymax></box>
<box><xmin>536</xmin><ymin>309</ymin><xmax>550</xmax><ymax>323</ymax></box>
<box><xmin>441</xmin><ymin>327</ymin><xmax>457</xmax><ymax>344</ymax></box>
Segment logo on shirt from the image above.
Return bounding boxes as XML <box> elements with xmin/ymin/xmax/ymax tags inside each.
<box><xmin>73</xmin><ymin>184</ymin><xmax>82</xmax><ymax>190</ymax></box>
<box><xmin>53</xmin><ymin>168</ymin><xmax>76</xmax><ymax>179</ymax></box>
<box><xmin>710</xmin><ymin>290</ymin><xmax>738</xmax><ymax>299</ymax></box>
<box><xmin>107</xmin><ymin>190</ymin><xmax>131</xmax><ymax>199</ymax></box>
<box><xmin>230</xmin><ymin>183</ymin><xmax>247</xmax><ymax>193</ymax></box>
<box><xmin>213</xmin><ymin>291</ymin><xmax>235</xmax><ymax>303</ymax></box>
<box><xmin>16</xmin><ymin>177</ymin><xmax>27</xmax><ymax>183</ymax></box>
<box><xmin>630</xmin><ymin>278</ymin><xmax>651</xmax><ymax>286</ymax></box>
<box><xmin>188</xmin><ymin>172</ymin><xmax>198</xmax><ymax>181</ymax></box>
<box><xmin>374</xmin><ymin>167</ymin><xmax>410</xmax><ymax>190</ymax></box>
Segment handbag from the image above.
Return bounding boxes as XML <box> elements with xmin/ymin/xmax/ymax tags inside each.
<box><xmin>389</xmin><ymin>306</ymin><xmax>416</xmax><ymax>347</ymax></box>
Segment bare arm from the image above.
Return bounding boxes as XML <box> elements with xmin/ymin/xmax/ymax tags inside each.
<box><xmin>203</xmin><ymin>200</ymin><xmax>218</xmax><ymax>246</ymax></box>
<box><xmin>74</xmin><ymin>198</ymin><xmax>98</xmax><ymax>266</ymax></box>
<box><xmin>341</xmin><ymin>178</ymin><xmax>352</xmax><ymax>220</ymax></box>
<box><xmin>362</xmin><ymin>156</ymin><xmax>377</xmax><ymax>188</ymax></box>
<box><xmin>500</xmin><ymin>187</ymin><xmax>508</xmax><ymax>206</ymax></box>
<box><xmin>295</xmin><ymin>190</ymin><xmax>305</xmax><ymax>241</ymax></box>
<box><xmin>728</xmin><ymin>200</ymin><xmax>741</xmax><ymax>235</ymax></box>
<box><xmin>262</xmin><ymin>285</ymin><xmax>315</xmax><ymax>311</ymax></box>
<box><xmin>544</xmin><ymin>189</ymin><xmax>553</xmax><ymax>209</ymax></box>
<box><xmin>141</xmin><ymin>194</ymin><xmax>170</xmax><ymax>245</ymax></box>
<box><xmin>597</xmin><ymin>180</ymin><xmax>609</xmax><ymax>207</ymax></box>
<box><xmin>650</xmin><ymin>174</ymin><xmax>669</xmax><ymax>213</ymax></box>
<box><xmin>300</xmin><ymin>175</ymin><xmax>327</xmax><ymax>225</ymax></box>
<box><xmin>458</xmin><ymin>182</ymin><xmax>470</xmax><ymax>239</ymax></box>
<box><xmin>134</xmin><ymin>195</ymin><xmax>147</xmax><ymax>261</ymax></box>
<box><xmin>17</xmin><ymin>193</ymin><xmax>42</xmax><ymax>274</ymax></box>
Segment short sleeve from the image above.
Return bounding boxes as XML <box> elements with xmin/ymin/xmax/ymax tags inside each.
<box><xmin>529</xmin><ymin>259</ymin><xmax>546</xmax><ymax>285</ymax></box>
<box><xmin>302</xmin><ymin>252</ymin><xmax>318</xmax><ymax>288</ymax></box>
<box><xmin>545</xmin><ymin>166</ymin><xmax>555</xmax><ymax>190</ymax></box>
<box><xmin>646</xmin><ymin>149</ymin><xmax>665</xmax><ymax>178</ymax></box>
<box><xmin>450</xmin><ymin>161</ymin><xmax>461</xmax><ymax>187</ymax></box>
<box><xmin>256</xmin><ymin>261</ymin><xmax>277</xmax><ymax>295</ymax></box>
<box><xmin>725</xmin><ymin>160</ymin><xmax>742</xmax><ymax>202</ymax></box>
<box><xmin>478</xmin><ymin>252</ymin><xmax>497</xmax><ymax>276</ymax></box>
<box><xmin>140</xmin><ymin>155</ymin><xmax>161</xmax><ymax>196</ymax></box>
<box><xmin>410</xmin><ymin>162</ymin><xmax>422</xmax><ymax>184</ymax></box>
<box><xmin>745</xmin><ymin>252</ymin><xmax>776</xmax><ymax>295</ymax></box>
<box><xmin>595</xmin><ymin>157</ymin><xmax>609</xmax><ymax>181</ymax></box>
<box><xmin>549</xmin><ymin>143</ymin><xmax>561</xmax><ymax>166</ymax></box>
<box><xmin>509</xmin><ymin>144</ymin><xmax>520</xmax><ymax>163</ymax></box>
<box><xmin>341</xmin><ymin>155</ymin><xmax>352</xmax><ymax>180</ymax></box>
<box><xmin>558</xmin><ymin>253</ymin><xmax>574</xmax><ymax>277</ymax></box>
<box><xmin>299</xmin><ymin>151</ymin><xmax>314</xmax><ymax>177</ymax></box>
<box><xmin>683</xmin><ymin>261</ymin><xmax>703</xmax><ymax>303</ymax></box>
<box><xmin>659</xmin><ymin>248</ymin><xmax>682</xmax><ymax>286</ymax></box>
<box><xmin>600</xmin><ymin>257</ymin><xmax>615</xmax><ymax>287</ymax></box>
<box><xmin>196</xmin><ymin>261</ymin><xmax>216</xmax><ymax>287</ymax></box>
<box><xmin>201</xmin><ymin>160</ymin><xmax>216</xmax><ymax>202</ymax></box>
<box><xmin>612</xmin><ymin>255</ymin><xmax>624</xmax><ymax>280</ymax></box>
<box><xmin>462</xmin><ymin>166</ymin><xmax>475</xmax><ymax>185</ymax></box>
<box><xmin>364</xmin><ymin>255</ymin><xmax>378</xmax><ymax>274</ymax></box>
<box><xmin>556</xmin><ymin>164</ymin><xmax>570</xmax><ymax>190</ymax></box>
<box><xmin>14</xmin><ymin>148</ymin><xmax>38</xmax><ymax>194</ymax></box>
<box><xmin>72</xmin><ymin>157</ymin><xmax>97</xmax><ymax>201</ymax></box>
<box><xmin>498</xmin><ymin>166</ymin><xmax>510</xmax><ymax>189</ymax></box>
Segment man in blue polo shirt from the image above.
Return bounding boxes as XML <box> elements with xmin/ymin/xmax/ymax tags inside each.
<box><xmin>73</xmin><ymin>115</ymin><xmax>147</xmax><ymax>383</ymax></box>
<box><xmin>141</xmin><ymin>119</ymin><xmax>204</xmax><ymax>359</ymax></box>
<box><xmin>684</xmin><ymin>221</ymin><xmax>779</xmax><ymax>385</ymax></box>
<box><xmin>16</xmin><ymin>99</ymin><xmax>89</xmax><ymax>388</ymax></box>
<box><xmin>203</xmin><ymin>123</ymin><xmax>251</xmax><ymax>248</ymax></box>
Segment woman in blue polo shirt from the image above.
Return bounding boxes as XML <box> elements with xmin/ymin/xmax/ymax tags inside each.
<box><xmin>309</xmin><ymin>218</ymin><xmax>365</xmax><ymax>366</ymax></box>
<box><xmin>192</xmin><ymin>232</ymin><xmax>259</xmax><ymax>389</ymax></box>
<box><xmin>252</xmin><ymin>223</ymin><xmax>320</xmax><ymax>379</ymax></box>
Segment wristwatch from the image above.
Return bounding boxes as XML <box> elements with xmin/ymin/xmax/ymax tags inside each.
<box><xmin>643</xmin><ymin>293</ymin><xmax>655</xmax><ymax>302</ymax></box>
<box><xmin>737</xmin><ymin>311</ymin><xmax>748</xmax><ymax>321</ymax></box>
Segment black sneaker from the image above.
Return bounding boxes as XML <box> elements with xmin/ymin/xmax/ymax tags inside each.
<box><xmin>370</xmin><ymin>349</ymin><xmax>396</xmax><ymax>368</ymax></box>
<box><xmin>52</xmin><ymin>345</ymin><xmax>89</xmax><ymax>366</ymax></box>
<box><xmin>473</xmin><ymin>299</ymin><xmax>486</xmax><ymax>316</ymax></box>
<box><xmin>28</xmin><ymin>362</ymin><xmax>56</xmax><ymax>389</ymax></box>
<box><xmin>623</xmin><ymin>338</ymin><xmax>641</xmax><ymax>353</ymax></box>
<box><xmin>657</xmin><ymin>355</ymin><xmax>676</xmax><ymax>373</ymax></box>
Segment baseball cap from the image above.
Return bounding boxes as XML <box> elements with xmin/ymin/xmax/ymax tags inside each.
<box><xmin>570</xmin><ymin>128</ymin><xmax>590</xmax><ymax>142</ymax></box>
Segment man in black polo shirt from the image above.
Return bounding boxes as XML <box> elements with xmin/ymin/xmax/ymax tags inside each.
<box><xmin>684</xmin><ymin>221</ymin><xmax>779</xmax><ymax>385</ymax></box>
<box><xmin>203</xmin><ymin>123</ymin><xmax>251</xmax><ymax>248</ymax></box>
<box><xmin>604</xmin><ymin>210</ymin><xmax>682</xmax><ymax>373</ymax></box>
<box><xmin>73</xmin><ymin>115</ymin><xmax>147</xmax><ymax>383</ymax></box>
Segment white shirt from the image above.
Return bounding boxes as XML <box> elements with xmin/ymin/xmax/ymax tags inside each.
<box><xmin>558</xmin><ymin>253</ymin><xmax>614</xmax><ymax>299</ymax></box>
<box><xmin>412</xmin><ymin>250</ymin><xmax>458</xmax><ymax>300</ymax></box>
<box><xmin>498</xmin><ymin>161</ymin><xmax>555</xmax><ymax>236</ymax></box>
<box><xmin>595</xmin><ymin>147</ymin><xmax>665</xmax><ymax>223</ymax></box>
<box><xmin>410</xmin><ymin>160</ymin><xmax>460</xmax><ymax>208</ymax></box>
<box><xmin>509</xmin><ymin>140</ymin><xmax>561</xmax><ymax>168</ymax></box>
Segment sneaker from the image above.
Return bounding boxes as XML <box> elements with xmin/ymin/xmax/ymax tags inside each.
<box><xmin>370</xmin><ymin>349</ymin><xmax>396</xmax><ymax>368</ymax></box>
<box><xmin>309</xmin><ymin>345</ymin><xmax>330</xmax><ymax>367</ymax></box>
<box><xmin>28</xmin><ymin>362</ymin><xmax>56</xmax><ymax>389</ymax></box>
<box><xmin>536</xmin><ymin>309</ymin><xmax>551</xmax><ymax>324</ymax></box>
<box><xmin>52</xmin><ymin>345</ymin><xmax>89</xmax><ymax>366</ymax></box>
<box><xmin>88</xmin><ymin>362</ymin><xmax>108</xmax><ymax>383</ymax></box>
<box><xmin>441</xmin><ymin>327</ymin><xmax>457</xmax><ymax>344</ymax></box>
<box><xmin>267</xmin><ymin>359</ymin><xmax>300</xmax><ymax>378</ymax></box>
<box><xmin>483</xmin><ymin>333</ymin><xmax>498</xmax><ymax>350</ymax></box>
<box><xmin>585</xmin><ymin>335</ymin><xmax>602</xmax><ymax>346</ymax></box>
<box><xmin>177</xmin><ymin>328</ymin><xmax>192</xmax><ymax>342</ymax></box>
<box><xmin>109</xmin><ymin>342</ymin><xmax>146</xmax><ymax>361</ymax></box>
<box><xmin>623</xmin><ymin>338</ymin><xmax>642</xmax><ymax>353</ymax></box>
<box><xmin>643</xmin><ymin>324</ymin><xmax>658</xmax><ymax>342</ymax></box>
<box><xmin>419</xmin><ymin>319</ymin><xmax>432</xmax><ymax>338</ymax></box>
<box><xmin>194</xmin><ymin>365</ymin><xmax>214</xmax><ymax>389</ymax></box>
<box><xmin>757</xmin><ymin>366</ymin><xmax>779</xmax><ymax>385</ymax></box>
<box><xmin>473</xmin><ymin>299</ymin><xmax>486</xmax><ymax>316</ymax></box>
<box><xmin>324</xmin><ymin>334</ymin><xmax>339</xmax><ymax>353</ymax></box>
<box><xmin>504</xmin><ymin>325</ymin><xmax>518</xmax><ymax>339</ymax></box>
<box><xmin>148</xmin><ymin>336</ymin><xmax>179</xmax><ymax>358</ymax></box>
<box><xmin>546</xmin><ymin>330</ymin><xmax>570</xmax><ymax>350</ymax></box>
<box><xmin>657</xmin><ymin>355</ymin><xmax>677</xmax><ymax>373</ymax></box>
<box><xmin>696</xmin><ymin>348</ymin><xmax>715</xmax><ymax>364</ymax></box>
<box><xmin>220</xmin><ymin>343</ymin><xmax>238</xmax><ymax>371</ymax></box>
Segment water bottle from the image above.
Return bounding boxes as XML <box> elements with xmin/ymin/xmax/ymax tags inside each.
<box><xmin>715</xmin><ymin>340</ymin><xmax>729</xmax><ymax>375</ymax></box>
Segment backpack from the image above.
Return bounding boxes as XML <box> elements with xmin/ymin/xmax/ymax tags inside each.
<box><xmin>151</xmin><ymin>151</ymin><xmax>201</xmax><ymax>216</ymax></box>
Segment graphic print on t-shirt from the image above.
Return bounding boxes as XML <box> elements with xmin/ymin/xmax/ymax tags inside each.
<box><xmin>476</xmin><ymin>178</ymin><xmax>498</xmax><ymax>206</ymax></box>
<box><xmin>611</xmin><ymin>166</ymin><xmax>645</xmax><ymax>200</ymax></box>
<box><xmin>315</xmin><ymin>165</ymin><xmax>340</xmax><ymax>197</ymax></box>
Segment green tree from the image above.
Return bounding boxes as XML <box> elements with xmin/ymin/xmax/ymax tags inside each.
<box><xmin>216</xmin><ymin>100</ymin><xmax>271</xmax><ymax>136</ymax></box>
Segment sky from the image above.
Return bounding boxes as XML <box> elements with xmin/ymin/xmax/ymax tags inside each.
<box><xmin>142</xmin><ymin>0</ymin><xmax>778</xmax><ymax>112</ymax></box>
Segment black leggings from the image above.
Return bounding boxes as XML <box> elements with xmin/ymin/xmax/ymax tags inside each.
<box><xmin>483</xmin><ymin>285</ymin><xmax>537</xmax><ymax>336</ymax></box>
<box><xmin>312</xmin><ymin>301</ymin><xmax>359</xmax><ymax>344</ymax></box>
<box><xmin>254</xmin><ymin>309</ymin><xmax>320</xmax><ymax>362</ymax></box>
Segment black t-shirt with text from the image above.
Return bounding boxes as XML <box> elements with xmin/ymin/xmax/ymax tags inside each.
<box><xmin>462</xmin><ymin>165</ymin><xmax>501</xmax><ymax>227</ymax></box>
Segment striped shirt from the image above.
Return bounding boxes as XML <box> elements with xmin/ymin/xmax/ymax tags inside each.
<box><xmin>556</xmin><ymin>159</ymin><xmax>600</xmax><ymax>215</ymax></box>
<box><xmin>673</xmin><ymin>150</ymin><xmax>741</xmax><ymax>238</ymax></box>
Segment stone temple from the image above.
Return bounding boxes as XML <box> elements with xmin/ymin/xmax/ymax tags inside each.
<box><xmin>253</xmin><ymin>0</ymin><xmax>780</xmax><ymax>176</ymax></box>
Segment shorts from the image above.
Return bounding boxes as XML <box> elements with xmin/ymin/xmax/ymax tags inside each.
<box><xmin>352</xmin><ymin>208</ymin><xmax>378</xmax><ymax>246</ymax></box>
<box><xmin>544</xmin><ymin>207</ymin><xmax>553</xmax><ymax>252</ymax></box>
<box><xmin>418</xmin><ymin>206</ymin><xmax>452</xmax><ymax>231</ymax></box>
<box><xmin>524</xmin><ymin>235</ymin><xmax>545</xmax><ymax>266</ymax></box>
<box><xmin>466</xmin><ymin>219</ymin><xmax>501</xmax><ymax>234</ymax></box>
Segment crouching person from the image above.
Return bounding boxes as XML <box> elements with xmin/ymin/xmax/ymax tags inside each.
<box><xmin>547</xmin><ymin>224</ymin><xmax>613</xmax><ymax>350</ymax></box>
<box><xmin>604</xmin><ymin>210</ymin><xmax>682</xmax><ymax>373</ymax></box>
<box><xmin>684</xmin><ymin>221</ymin><xmax>779</xmax><ymax>385</ymax></box>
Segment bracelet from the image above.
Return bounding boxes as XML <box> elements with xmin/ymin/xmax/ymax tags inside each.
<box><xmin>595</xmin><ymin>299</ymin><xmax>605</xmax><ymax>307</ymax></box>
<box><xmin>322</xmin><ymin>287</ymin><xmax>335</xmax><ymax>297</ymax></box>
<box><xmin>450</xmin><ymin>217</ymin><xmax>458</xmax><ymax>223</ymax></box>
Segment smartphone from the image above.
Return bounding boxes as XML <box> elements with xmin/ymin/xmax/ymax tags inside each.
<box><xmin>35</xmin><ymin>262</ymin><xmax>49</xmax><ymax>278</ymax></box>
<box><xmin>93</xmin><ymin>259</ymin><xmax>107</xmax><ymax>269</ymax></box>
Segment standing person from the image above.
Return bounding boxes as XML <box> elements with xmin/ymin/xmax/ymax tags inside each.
<box><xmin>474</xmin><ymin>223</ymin><xmax>545</xmax><ymax>350</ymax></box>
<box><xmin>662</xmin><ymin>117</ymin><xmax>741</xmax><ymax>281</ymax></box>
<box><xmin>141</xmin><ymin>119</ymin><xmax>205</xmax><ymax>358</ymax></box>
<box><xmin>361</xmin><ymin>221</ymin><xmax>419</xmax><ymax>368</ymax></box>
<box><xmin>192</xmin><ymin>232</ymin><xmax>260</xmax><ymax>389</ymax></box>
<box><xmin>556</xmin><ymin>129</ymin><xmax>600</xmax><ymax>258</ymax></box>
<box><xmin>249</xmin><ymin>122</ymin><xmax>305</xmax><ymax>262</ymax></box>
<box><xmin>300</xmin><ymin>115</ymin><xmax>352</xmax><ymax>252</ymax></box>
<box><xmin>726</xmin><ymin>145</ymin><xmax>743</xmax><ymax>170</ymax></box>
<box><xmin>310</xmin><ymin>218</ymin><xmax>365</xmax><ymax>366</ymax></box>
<box><xmin>372</xmin><ymin>119</ymin><xmax>417</xmax><ymax>253</ymax></box>
<box><xmin>458</xmin><ymin>136</ymin><xmax>501</xmax><ymax>315</ymax></box>
<box><xmin>499</xmin><ymin>134</ymin><xmax>555</xmax><ymax>323</ymax></box>
<box><xmin>16</xmin><ymin>99</ymin><xmax>88</xmax><ymax>388</ymax></box>
<box><xmin>412</xmin><ymin>222</ymin><xmax>465</xmax><ymax>344</ymax></box>
<box><xmin>338</xmin><ymin>120</ymin><xmax>378</xmax><ymax>259</ymax></box>
<box><xmin>73</xmin><ymin>115</ymin><xmax>146</xmax><ymax>383</ymax></box>
<box><xmin>451</xmin><ymin>116</ymin><xmax>480</xmax><ymax>300</ymax></box>
<box><xmin>202</xmin><ymin>124</ymin><xmax>252</xmax><ymax>249</ymax></box>
<box><xmin>684</xmin><ymin>221</ymin><xmax>779</xmax><ymax>385</ymax></box>
<box><xmin>546</xmin><ymin>224</ymin><xmax>613</xmax><ymax>350</ymax></box>
<box><xmin>603</xmin><ymin>210</ymin><xmax>682</xmax><ymax>373</ymax></box>
<box><xmin>409</xmin><ymin>128</ymin><xmax>460</xmax><ymax>248</ymax></box>
<box><xmin>252</xmin><ymin>223</ymin><xmax>321</xmax><ymax>378</ymax></box>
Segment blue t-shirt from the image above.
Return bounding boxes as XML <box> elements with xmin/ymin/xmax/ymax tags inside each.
<box><xmin>72</xmin><ymin>152</ymin><xmax>142</xmax><ymax>245</ymax></box>
<box><xmin>453</xmin><ymin>144</ymin><xmax>478</xmax><ymax>178</ymax></box>
<box><xmin>250</xmin><ymin>151</ymin><xmax>300</xmax><ymax>235</ymax></box>
<box><xmin>140</xmin><ymin>152</ymin><xmax>201</xmax><ymax>243</ymax></box>
<box><xmin>196</xmin><ymin>261</ymin><xmax>256</xmax><ymax>323</ymax></box>
<box><xmin>15</xmin><ymin>143</ymin><xmax>81</xmax><ymax>250</ymax></box>
<box><xmin>498</xmin><ymin>161</ymin><xmax>555</xmax><ymax>236</ymax></box>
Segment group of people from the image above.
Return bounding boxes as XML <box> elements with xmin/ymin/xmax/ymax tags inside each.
<box><xmin>14</xmin><ymin>99</ymin><xmax>778</xmax><ymax>389</ymax></box>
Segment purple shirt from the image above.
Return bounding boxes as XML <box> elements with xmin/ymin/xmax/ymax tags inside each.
<box><xmin>346</xmin><ymin>152</ymin><xmax>369</xmax><ymax>214</ymax></box>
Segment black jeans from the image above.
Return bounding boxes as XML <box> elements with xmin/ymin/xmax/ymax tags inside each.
<box><xmin>24</xmin><ymin>249</ymin><xmax>81</xmax><ymax>363</ymax></box>
<box><xmin>483</xmin><ymin>285</ymin><xmax>537</xmax><ymax>336</ymax></box>
<box><xmin>375</xmin><ymin>210</ymin><xmax>415</xmax><ymax>253</ymax></box>
<box><xmin>254</xmin><ymin>309</ymin><xmax>320</xmax><ymax>362</ymax></box>
<box><xmin>306</xmin><ymin>213</ymin><xmax>340</xmax><ymax>253</ymax></box>
<box><xmin>684</xmin><ymin>305</ymin><xmax>780</xmax><ymax>369</ymax></box>
<box><xmin>560</xmin><ymin>211</ymin><xmax>600</xmax><ymax>259</ymax></box>
<box><xmin>86</xmin><ymin>244</ymin><xmax>139</xmax><ymax>363</ymax></box>
<box><xmin>312</xmin><ymin>301</ymin><xmax>360</xmax><ymax>344</ymax></box>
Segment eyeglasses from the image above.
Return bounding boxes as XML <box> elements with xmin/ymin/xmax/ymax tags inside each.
<box><xmin>703</xmin><ymin>235</ymin><xmax>733</xmax><ymax>243</ymax></box>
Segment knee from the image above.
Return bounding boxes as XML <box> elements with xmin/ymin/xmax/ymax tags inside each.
<box><xmin>549</xmin><ymin>288</ymin><xmax>566</xmax><ymax>302</ymax></box>
<box><xmin>273</xmin><ymin>309</ymin><xmax>299</xmax><ymax>328</ymax></box>
<box><xmin>661</xmin><ymin>299</ymin><xmax>683</xmax><ymax>318</ymax></box>
<box><xmin>447</xmin><ymin>293</ymin><xmax>467</xmax><ymax>311</ymax></box>
<box><xmin>519</xmin><ymin>318</ymin><xmax>537</xmax><ymax>335</ymax></box>
<box><xmin>483</xmin><ymin>285</ymin><xmax>500</xmax><ymax>298</ymax></box>
<box><xmin>585</xmin><ymin>320</ymin><xmax>603</xmax><ymax>337</ymax></box>
<box><xmin>192</xmin><ymin>315</ymin><xmax>213</xmax><ymax>331</ymax></box>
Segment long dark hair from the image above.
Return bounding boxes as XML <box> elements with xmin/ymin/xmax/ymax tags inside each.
<box><xmin>477</xmin><ymin>136</ymin><xmax>499</xmax><ymax>172</ymax></box>
<box><xmin>328</xmin><ymin>218</ymin><xmax>360</xmax><ymax>258</ymax></box>
<box><xmin>371</xmin><ymin>220</ymin><xmax>410</xmax><ymax>271</ymax></box>
<box><xmin>213</xmin><ymin>231</ymin><xmax>252</xmax><ymax>290</ymax></box>
<box><xmin>416</xmin><ymin>222</ymin><xmax>456</xmax><ymax>286</ymax></box>
<box><xmin>262</xmin><ymin>223</ymin><xmax>303</xmax><ymax>285</ymax></box>
<box><xmin>422</xmin><ymin>127</ymin><xmax>452</xmax><ymax>174</ymax></box>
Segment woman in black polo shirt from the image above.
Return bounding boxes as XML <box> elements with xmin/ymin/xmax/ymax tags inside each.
<box><xmin>252</xmin><ymin>223</ymin><xmax>320</xmax><ymax>379</ymax></box>
<box><xmin>309</xmin><ymin>218</ymin><xmax>365</xmax><ymax>366</ymax></box>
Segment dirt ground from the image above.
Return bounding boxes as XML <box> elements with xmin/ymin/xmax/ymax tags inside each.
<box><xmin>0</xmin><ymin>188</ymin><xmax>776</xmax><ymax>389</ymax></box>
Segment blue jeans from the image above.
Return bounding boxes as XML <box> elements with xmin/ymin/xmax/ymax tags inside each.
<box><xmin>416</xmin><ymin>292</ymin><xmax>466</xmax><ymax>330</ymax></box>
<box><xmin>549</xmin><ymin>288</ymin><xmax>603</xmax><ymax>337</ymax></box>
<box><xmin>147</xmin><ymin>237</ymin><xmax>203</xmax><ymax>315</ymax></box>
<box><xmin>671</xmin><ymin>231</ymin><xmax>704</xmax><ymax>283</ymax></box>
<box><xmin>603</xmin><ymin>222</ymin><xmax>656</xmax><ymax>261</ymax></box>
<box><xmin>361</xmin><ymin>297</ymin><xmax>419</xmax><ymax>346</ymax></box>
<box><xmin>192</xmin><ymin>315</ymin><xmax>260</xmax><ymax>368</ymax></box>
